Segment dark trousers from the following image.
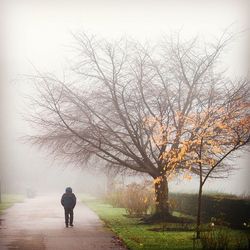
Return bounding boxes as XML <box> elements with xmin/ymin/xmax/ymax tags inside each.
<box><xmin>64</xmin><ymin>208</ymin><xmax>74</xmax><ymax>225</ymax></box>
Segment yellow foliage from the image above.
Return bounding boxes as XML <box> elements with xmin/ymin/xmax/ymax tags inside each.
<box><xmin>212</xmin><ymin>145</ymin><xmax>223</xmax><ymax>154</ymax></box>
<box><xmin>183</xmin><ymin>172</ymin><xmax>192</xmax><ymax>180</ymax></box>
<box><xmin>144</xmin><ymin>100</ymin><xmax>249</xmax><ymax>177</ymax></box>
<box><xmin>153</xmin><ymin>177</ymin><xmax>162</xmax><ymax>185</ymax></box>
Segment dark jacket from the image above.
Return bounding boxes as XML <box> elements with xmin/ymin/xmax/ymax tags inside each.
<box><xmin>61</xmin><ymin>187</ymin><xmax>76</xmax><ymax>209</ymax></box>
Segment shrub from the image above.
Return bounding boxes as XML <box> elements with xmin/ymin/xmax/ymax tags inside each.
<box><xmin>104</xmin><ymin>180</ymin><xmax>155</xmax><ymax>216</ymax></box>
<box><xmin>170</xmin><ymin>193</ymin><xmax>250</xmax><ymax>228</ymax></box>
<box><xmin>104</xmin><ymin>188</ymin><xmax>125</xmax><ymax>208</ymax></box>
<box><xmin>123</xmin><ymin>181</ymin><xmax>155</xmax><ymax>216</ymax></box>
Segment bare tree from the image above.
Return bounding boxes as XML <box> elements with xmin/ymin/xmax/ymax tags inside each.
<box><xmin>25</xmin><ymin>32</ymin><xmax>249</xmax><ymax>218</ymax></box>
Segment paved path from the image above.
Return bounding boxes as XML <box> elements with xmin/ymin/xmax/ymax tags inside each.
<box><xmin>0</xmin><ymin>195</ymin><xmax>127</xmax><ymax>250</ymax></box>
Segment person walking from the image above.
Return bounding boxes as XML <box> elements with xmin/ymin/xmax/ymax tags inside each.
<box><xmin>61</xmin><ymin>187</ymin><xmax>77</xmax><ymax>227</ymax></box>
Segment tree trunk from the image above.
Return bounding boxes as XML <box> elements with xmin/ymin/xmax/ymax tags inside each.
<box><xmin>197</xmin><ymin>138</ymin><xmax>204</xmax><ymax>239</ymax></box>
<box><xmin>196</xmin><ymin>183</ymin><xmax>203</xmax><ymax>239</ymax></box>
<box><xmin>154</xmin><ymin>175</ymin><xmax>170</xmax><ymax>218</ymax></box>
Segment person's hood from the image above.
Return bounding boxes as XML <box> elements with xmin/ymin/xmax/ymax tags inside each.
<box><xmin>65</xmin><ymin>187</ymin><xmax>72</xmax><ymax>193</ymax></box>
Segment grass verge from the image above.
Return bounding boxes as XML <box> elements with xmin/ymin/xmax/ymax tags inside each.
<box><xmin>82</xmin><ymin>196</ymin><xmax>249</xmax><ymax>250</ymax></box>
<box><xmin>0</xmin><ymin>194</ymin><xmax>24</xmax><ymax>214</ymax></box>
<box><xmin>83</xmin><ymin>197</ymin><xmax>197</xmax><ymax>250</ymax></box>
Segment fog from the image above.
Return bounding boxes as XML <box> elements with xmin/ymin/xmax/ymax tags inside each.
<box><xmin>0</xmin><ymin>0</ymin><xmax>249</xmax><ymax>197</ymax></box>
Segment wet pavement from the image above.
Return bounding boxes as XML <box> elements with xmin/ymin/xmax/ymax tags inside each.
<box><xmin>0</xmin><ymin>195</ymin><xmax>127</xmax><ymax>250</ymax></box>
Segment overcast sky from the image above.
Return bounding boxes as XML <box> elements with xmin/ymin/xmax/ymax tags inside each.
<box><xmin>1</xmin><ymin>0</ymin><xmax>249</xmax><ymax>195</ymax></box>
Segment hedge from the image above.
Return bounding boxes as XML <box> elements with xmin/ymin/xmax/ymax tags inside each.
<box><xmin>169</xmin><ymin>193</ymin><xmax>250</xmax><ymax>228</ymax></box>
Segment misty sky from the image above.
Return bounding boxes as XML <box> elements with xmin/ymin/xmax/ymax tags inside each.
<box><xmin>1</xmin><ymin>0</ymin><xmax>249</xmax><ymax>195</ymax></box>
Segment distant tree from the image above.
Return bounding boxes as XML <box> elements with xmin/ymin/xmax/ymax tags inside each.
<box><xmin>25</xmin><ymin>32</ymin><xmax>249</xmax><ymax>219</ymax></box>
<box><xmin>103</xmin><ymin>163</ymin><xmax>123</xmax><ymax>194</ymax></box>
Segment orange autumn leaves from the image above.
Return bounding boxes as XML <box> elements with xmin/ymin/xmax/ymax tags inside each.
<box><xmin>144</xmin><ymin>101</ymin><xmax>250</xmax><ymax>181</ymax></box>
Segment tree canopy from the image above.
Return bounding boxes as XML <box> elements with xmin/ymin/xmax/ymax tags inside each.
<box><xmin>26</xmin><ymin>32</ymin><xmax>250</xmax><ymax>215</ymax></box>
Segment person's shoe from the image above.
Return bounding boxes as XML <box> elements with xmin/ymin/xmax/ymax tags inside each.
<box><xmin>66</xmin><ymin>224</ymin><xmax>69</xmax><ymax>228</ymax></box>
<box><xmin>70</xmin><ymin>224</ymin><xmax>73</xmax><ymax>227</ymax></box>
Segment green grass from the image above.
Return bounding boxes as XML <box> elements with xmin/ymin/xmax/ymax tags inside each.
<box><xmin>0</xmin><ymin>194</ymin><xmax>24</xmax><ymax>214</ymax></box>
<box><xmin>83</xmin><ymin>197</ymin><xmax>197</xmax><ymax>250</ymax></box>
<box><xmin>82</xmin><ymin>196</ymin><xmax>249</xmax><ymax>250</ymax></box>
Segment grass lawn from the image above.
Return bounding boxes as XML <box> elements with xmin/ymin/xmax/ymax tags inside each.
<box><xmin>83</xmin><ymin>197</ymin><xmax>197</xmax><ymax>250</ymax></box>
<box><xmin>0</xmin><ymin>194</ymin><xmax>24</xmax><ymax>214</ymax></box>
<box><xmin>82</xmin><ymin>196</ymin><xmax>249</xmax><ymax>250</ymax></box>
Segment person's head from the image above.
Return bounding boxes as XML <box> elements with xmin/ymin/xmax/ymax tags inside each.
<box><xmin>65</xmin><ymin>187</ymin><xmax>72</xmax><ymax>193</ymax></box>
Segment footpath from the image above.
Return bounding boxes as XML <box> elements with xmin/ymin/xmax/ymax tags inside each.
<box><xmin>0</xmin><ymin>195</ymin><xmax>126</xmax><ymax>250</ymax></box>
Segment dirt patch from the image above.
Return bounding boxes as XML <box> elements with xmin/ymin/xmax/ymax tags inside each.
<box><xmin>142</xmin><ymin>214</ymin><xmax>193</xmax><ymax>224</ymax></box>
<box><xmin>111</xmin><ymin>235</ymin><xmax>127</xmax><ymax>248</ymax></box>
<box><xmin>8</xmin><ymin>235</ymin><xmax>45</xmax><ymax>250</ymax></box>
<box><xmin>149</xmin><ymin>226</ymin><xmax>194</xmax><ymax>232</ymax></box>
